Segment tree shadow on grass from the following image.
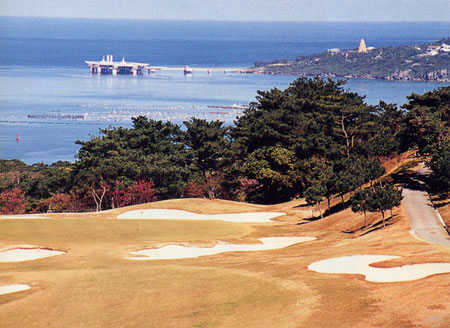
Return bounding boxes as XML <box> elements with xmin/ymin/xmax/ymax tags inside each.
<box><xmin>296</xmin><ymin>221</ymin><xmax>310</xmax><ymax>226</ymax></box>
<box><xmin>297</xmin><ymin>199</ymin><xmax>349</xmax><ymax>225</ymax></box>
<box><xmin>435</xmin><ymin>201</ymin><xmax>450</xmax><ymax>208</ymax></box>
<box><xmin>359</xmin><ymin>217</ymin><xmax>396</xmax><ymax>236</ymax></box>
<box><xmin>341</xmin><ymin>215</ymin><xmax>397</xmax><ymax>236</ymax></box>
<box><xmin>293</xmin><ymin>203</ymin><xmax>310</xmax><ymax>208</ymax></box>
<box><xmin>300</xmin><ymin>216</ymin><xmax>322</xmax><ymax>223</ymax></box>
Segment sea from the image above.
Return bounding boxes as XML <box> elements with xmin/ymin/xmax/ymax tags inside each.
<box><xmin>0</xmin><ymin>17</ymin><xmax>449</xmax><ymax>164</ymax></box>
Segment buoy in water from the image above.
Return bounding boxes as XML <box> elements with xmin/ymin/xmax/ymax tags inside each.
<box><xmin>16</xmin><ymin>133</ymin><xmax>20</xmax><ymax>141</ymax></box>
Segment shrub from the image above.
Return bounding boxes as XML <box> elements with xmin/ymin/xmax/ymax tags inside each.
<box><xmin>0</xmin><ymin>188</ymin><xmax>28</xmax><ymax>214</ymax></box>
<box><xmin>38</xmin><ymin>192</ymin><xmax>86</xmax><ymax>213</ymax></box>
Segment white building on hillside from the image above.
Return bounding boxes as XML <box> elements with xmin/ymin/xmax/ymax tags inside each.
<box><xmin>440</xmin><ymin>44</ymin><xmax>450</xmax><ymax>53</ymax></box>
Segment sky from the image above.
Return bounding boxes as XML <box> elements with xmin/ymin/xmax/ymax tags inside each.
<box><xmin>0</xmin><ymin>0</ymin><xmax>449</xmax><ymax>22</ymax></box>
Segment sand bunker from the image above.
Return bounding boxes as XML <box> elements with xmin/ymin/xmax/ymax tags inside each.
<box><xmin>0</xmin><ymin>216</ymin><xmax>48</xmax><ymax>219</ymax></box>
<box><xmin>0</xmin><ymin>247</ymin><xmax>66</xmax><ymax>262</ymax></box>
<box><xmin>308</xmin><ymin>255</ymin><xmax>450</xmax><ymax>282</ymax></box>
<box><xmin>118</xmin><ymin>209</ymin><xmax>286</xmax><ymax>222</ymax></box>
<box><xmin>129</xmin><ymin>236</ymin><xmax>316</xmax><ymax>260</ymax></box>
<box><xmin>0</xmin><ymin>284</ymin><xmax>31</xmax><ymax>295</ymax></box>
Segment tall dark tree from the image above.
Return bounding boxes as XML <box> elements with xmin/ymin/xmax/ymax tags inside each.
<box><xmin>233</xmin><ymin>77</ymin><xmax>377</xmax><ymax>160</ymax></box>
<box><xmin>404</xmin><ymin>86</ymin><xmax>450</xmax><ymax>156</ymax></box>
<box><xmin>365</xmin><ymin>101</ymin><xmax>406</xmax><ymax>156</ymax></box>
<box><xmin>184</xmin><ymin>118</ymin><xmax>229</xmax><ymax>176</ymax></box>
<box><xmin>403</xmin><ymin>86</ymin><xmax>450</xmax><ymax>193</ymax></box>
<box><xmin>244</xmin><ymin>146</ymin><xmax>302</xmax><ymax>203</ymax></box>
<box><xmin>428</xmin><ymin>141</ymin><xmax>450</xmax><ymax>194</ymax></box>
<box><xmin>231</xmin><ymin>77</ymin><xmax>381</xmax><ymax>203</ymax></box>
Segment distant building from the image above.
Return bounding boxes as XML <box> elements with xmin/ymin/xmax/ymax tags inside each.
<box><xmin>358</xmin><ymin>39</ymin><xmax>368</xmax><ymax>53</ymax></box>
<box><xmin>427</xmin><ymin>45</ymin><xmax>441</xmax><ymax>51</ymax></box>
<box><xmin>440</xmin><ymin>44</ymin><xmax>450</xmax><ymax>53</ymax></box>
<box><xmin>426</xmin><ymin>45</ymin><xmax>441</xmax><ymax>56</ymax></box>
<box><xmin>328</xmin><ymin>48</ymin><xmax>340</xmax><ymax>54</ymax></box>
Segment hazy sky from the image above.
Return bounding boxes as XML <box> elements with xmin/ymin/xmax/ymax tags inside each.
<box><xmin>1</xmin><ymin>0</ymin><xmax>449</xmax><ymax>21</ymax></box>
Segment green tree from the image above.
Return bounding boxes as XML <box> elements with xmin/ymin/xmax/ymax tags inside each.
<box><xmin>367</xmin><ymin>184</ymin><xmax>403</xmax><ymax>228</ymax></box>
<box><xmin>333</xmin><ymin>157</ymin><xmax>361</xmax><ymax>208</ymax></box>
<box><xmin>351</xmin><ymin>189</ymin><xmax>370</xmax><ymax>228</ymax></box>
<box><xmin>429</xmin><ymin>142</ymin><xmax>450</xmax><ymax>194</ymax></box>
<box><xmin>244</xmin><ymin>146</ymin><xmax>302</xmax><ymax>203</ymax></box>
<box><xmin>364</xmin><ymin>159</ymin><xmax>386</xmax><ymax>187</ymax></box>
<box><xmin>302</xmin><ymin>157</ymin><xmax>337</xmax><ymax>213</ymax></box>
<box><xmin>233</xmin><ymin>77</ymin><xmax>378</xmax><ymax>160</ymax></box>
<box><xmin>73</xmin><ymin>117</ymin><xmax>191</xmax><ymax>207</ymax></box>
<box><xmin>305</xmin><ymin>182</ymin><xmax>326</xmax><ymax>219</ymax></box>
<box><xmin>403</xmin><ymin>86</ymin><xmax>450</xmax><ymax>193</ymax></box>
<box><xmin>183</xmin><ymin>118</ymin><xmax>232</xmax><ymax>198</ymax></box>
<box><xmin>404</xmin><ymin>86</ymin><xmax>450</xmax><ymax>156</ymax></box>
<box><xmin>184</xmin><ymin>118</ymin><xmax>229</xmax><ymax>175</ymax></box>
<box><xmin>365</xmin><ymin>101</ymin><xmax>406</xmax><ymax>156</ymax></box>
<box><xmin>231</xmin><ymin>77</ymin><xmax>382</xmax><ymax>202</ymax></box>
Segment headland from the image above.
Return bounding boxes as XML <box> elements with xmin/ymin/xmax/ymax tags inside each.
<box><xmin>254</xmin><ymin>38</ymin><xmax>450</xmax><ymax>82</ymax></box>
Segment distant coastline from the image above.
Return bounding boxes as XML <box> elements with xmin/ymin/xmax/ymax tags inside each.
<box><xmin>253</xmin><ymin>38</ymin><xmax>450</xmax><ymax>82</ymax></box>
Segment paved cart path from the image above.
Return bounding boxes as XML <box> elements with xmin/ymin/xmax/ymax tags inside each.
<box><xmin>402</xmin><ymin>165</ymin><xmax>450</xmax><ymax>247</ymax></box>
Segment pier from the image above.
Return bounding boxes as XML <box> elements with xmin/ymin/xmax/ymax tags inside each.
<box><xmin>146</xmin><ymin>66</ymin><xmax>260</xmax><ymax>74</ymax></box>
<box><xmin>85</xmin><ymin>56</ymin><xmax>259</xmax><ymax>75</ymax></box>
<box><xmin>85</xmin><ymin>55</ymin><xmax>149</xmax><ymax>75</ymax></box>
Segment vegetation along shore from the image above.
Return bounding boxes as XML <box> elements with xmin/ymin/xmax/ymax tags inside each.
<box><xmin>1</xmin><ymin>77</ymin><xmax>449</xmax><ymax>215</ymax></box>
<box><xmin>254</xmin><ymin>38</ymin><xmax>450</xmax><ymax>82</ymax></box>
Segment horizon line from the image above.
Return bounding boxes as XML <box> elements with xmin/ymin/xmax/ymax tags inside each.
<box><xmin>1</xmin><ymin>15</ymin><xmax>450</xmax><ymax>24</ymax></box>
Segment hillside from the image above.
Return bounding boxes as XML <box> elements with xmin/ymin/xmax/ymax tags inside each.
<box><xmin>254</xmin><ymin>38</ymin><xmax>450</xmax><ymax>82</ymax></box>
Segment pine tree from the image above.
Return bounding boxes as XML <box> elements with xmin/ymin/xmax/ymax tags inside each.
<box><xmin>351</xmin><ymin>189</ymin><xmax>370</xmax><ymax>228</ymax></box>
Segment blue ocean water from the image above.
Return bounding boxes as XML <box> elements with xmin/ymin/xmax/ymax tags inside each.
<box><xmin>0</xmin><ymin>17</ymin><xmax>449</xmax><ymax>164</ymax></box>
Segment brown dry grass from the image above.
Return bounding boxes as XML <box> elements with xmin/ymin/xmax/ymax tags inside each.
<box><xmin>1</xmin><ymin>197</ymin><xmax>450</xmax><ymax>328</ymax></box>
<box><xmin>378</xmin><ymin>150</ymin><xmax>417</xmax><ymax>172</ymax></box>
<box><xmin>433</xmin><ymin>197</ymin><xmax>450</xmax><ymax>233</ymax></box>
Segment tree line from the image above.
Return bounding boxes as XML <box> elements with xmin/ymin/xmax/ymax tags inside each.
<box><xmin>1</xmin><ymin>78</ymin><xmax>448</xmax><ymax>221</ymax></box>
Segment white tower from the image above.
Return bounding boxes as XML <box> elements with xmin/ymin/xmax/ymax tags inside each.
<box><xmin>358</xmin><ymin>39</ymin><xmax>368</xmax><ymax>53</ymax></box>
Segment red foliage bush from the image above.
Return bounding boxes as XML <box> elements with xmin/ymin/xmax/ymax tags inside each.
<box><xmin>109</xmin><ymin>179</ymin><xmax>157</xmax><ymax>208</ymax></box>
<box><xmin>126</xmin><ymin>179</ymin><xmax>157</xmax><ymax>205</ymax></box>
<box><xmin>235</xmin><ymin>177</ymin><xmax>262</xmax><ymax>202</ymax></box>
<box><xmin>183</xmin><ymin>181</ymin><xmax>207</xmax><ymax>198</ymax></box>
<box><xmin>183</xmin><ymin>174</ymin><xmax>223</xmax><ymax>199</ymax></box>
<box><xmin>38</xmin><ymin>192</ymin><xmax>86</xmax><ymax>213</ymax></box>
<box><xmin>0</xmin><ymin>188</ymin><xmax>28</xmax><ymax>214</ymax></box>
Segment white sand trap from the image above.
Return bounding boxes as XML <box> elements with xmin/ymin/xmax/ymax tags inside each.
<box><xmin>0</xmin><ymin>216</ymin><xmax>48</xmax><ymax>219</ymax></box>
<box><xmin>0</xmin><ymin>247</ymin><xmax>66</xmax><ymax>262</ymax></box>
<box><xmin>129</xmin><ymin>236</ymin><xmax>316</xmax><ymax>260</ymax></box>
<box><xmin>118</xmin><ymin>209</ymin><xmax>286</xmax><ymax>223</ymax></box>
<box><xmin>308</xmin><ymin>255</ymin><xmax>450</xmax><ymax>282</ymax></box>
<box><xmin>0</xmin><ymin>284</ymin><xmax>31</xmax><ymax>295</ymax></box>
